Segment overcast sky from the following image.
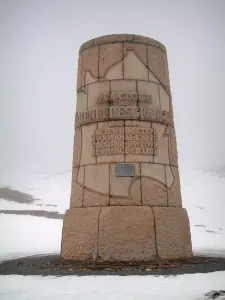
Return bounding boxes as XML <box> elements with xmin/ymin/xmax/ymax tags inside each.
<box><xmin>1</xmin><ymin>0</ymin><xmax>225</xmax><ymax>174</ymax></box>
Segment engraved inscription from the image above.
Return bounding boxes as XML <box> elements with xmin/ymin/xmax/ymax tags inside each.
<box><xmin>96</xmin><ymin>92</ymin><xmax>152</xmax><ymax>106</ymax></box>
<box><xmin>92</xmin><ymin>126</ymin><xmax>158</xmax><ymax>156</ymax></box>
<box><xmin>75</xmin><ymin>106</ymin><xmax>172</xmax><ymax>127</ymax></box>
<box><xmin>115</xmin><ymin>164</ymin><xmax>135</xmax><ymax>177</ymax></box>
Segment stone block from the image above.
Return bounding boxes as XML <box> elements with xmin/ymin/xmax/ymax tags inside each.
<box><xmin>124</xmin><ymin>51</ymin><xmax>148</xmax><ymax>80</ymax></box>
<box><xmin>83</xmin><ymin>188</ymin><xmax>109</xmax><ymax>207</ymax></box>
<box><xmin>124</xmin><ymin>42</ymin><xmax>147</xmax><ymax>65</ymax></box>
<box><xmin>84</xmin><ymin>164</ymin><xmax>109</xmax><ymax>194</ymax></box>
<box><xmin>87</xmin><ymin>81</ymin><xmax>110</xmax><ymax>109</ymax></box>
<box><xmin>80</xmin><ymin>123</ymin><xmax>97</xmax><ymax>165</ymax></box>
<box><xmin>99</xmin><ymin>43</ymin><xmax>123</xmax><ymax>77</ymax></box>
<box><xmin>141</xmin><ymin>177</ymin><xmax>167</xmax><ymax>206</ymax></box>
<box><xmin>61</xmin><ymin>207</ymin><xmax>100</xmax><ymax>261</ymax></box>
<box><xmin>82</xmin><ymin>46</ymin><xmax>98</xmax><ymax>78</ymax></box>
<box><xmin>137</xmin><ymin>81</ymin><xmax>160</xmax><ymax>108</ymax></box>
<box><xmin>98</xmin><ymin>206</ymin><xmax>156</xmax><ymax>261</ymax></box>
<box><xmin>153</xmin><ymin>207</ymin><xmax>192</xmax><ymax>260</ymax></box>
<box><xmin>159</xmin><ymin>85</ymin><xmax>170</xmax><ymax>112</ymax></box>
<box><xmin>167</xmin><ymin>167</ymin><xmax>182</xmax><ymax>207</ymax></box>
<box><xmin>152</xmin><ymin>123</ymin><xmax>170</xmax><ymax>165</ymax></box>
<box><xmin>110</xmin><ymin>163</ymin><xmax>141</xmax><ymax>205</ymax></box>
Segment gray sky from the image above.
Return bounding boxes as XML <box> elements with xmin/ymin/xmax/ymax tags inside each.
<box><xmin>1</xmin><ymin>0</ymin><xmax>225</xmax><ymax>174</ymax></box>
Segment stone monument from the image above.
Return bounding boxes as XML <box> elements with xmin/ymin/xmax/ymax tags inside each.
<box><xmin>61</xmin><ymin>34</ymin><xmax>192</xmax><ymax>262</ymax></box>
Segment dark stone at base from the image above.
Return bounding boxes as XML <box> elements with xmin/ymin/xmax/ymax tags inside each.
<box><xmin>0</xmin><ymin>255</ymin><xmax>225</xmax><ymax>276</ymax></box>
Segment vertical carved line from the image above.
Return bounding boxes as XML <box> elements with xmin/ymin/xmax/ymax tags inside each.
<box><xmin>140</xmin><ymin>163</ymin><xmax>143</xmax><ymax>205</ymax></box>
<box><xmin>108</xmin><ymin>163</ymin><xmax>111</xmax><ymax>206</ymax></box>
<box><xmin>122</xmin><ymin>42</ymin><xmax>125</xmax><ymax>80</ymax></box>
<box><xmin>151</xmin><ymin>207</ymin><xmax>159</xmax><ymax>261</ymax></box>
<box><xmin>96</xmin><ymin>206</ymin><xmax>102</xmax><ymax>262</ymax></box>
<box><xmin>164</xmin><ymin>165</ymin><xmax>169</xmax><ymax>207</ymax></box>
<box><xmin>146</xmin><ymin>44</ymin><xmax>149</xmax><ymax>81</ymax></box>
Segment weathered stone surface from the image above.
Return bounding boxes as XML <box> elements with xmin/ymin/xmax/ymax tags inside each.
<box><xmin>153</xmin><ymin>207</ymin><xmax>192</xmax><ymax>260</ymax></box>
<box><xmin>103</xmin><ymin>61</ymin><xmax>123</xmax><ymax>80</ymax></box>
<box><xmin>80</xmin><ymin>123</ymin><xmax>97</xmax><ymax>165</ymax></box>
<box><xmin>98</xmin><ymin>206</ymin><xmax>156</xmax><ymax>261</ymax></box>
<box><xmin>124</xmin><ymin>42</ymin><xmax>147</xmax><ymax>65</ymax></box>
<box><xmin>167</xmin><ymin>167</ymin><xmax>182</xmax><ymax>207</ymax></box>
<box><xmin>110</xmin><ymin>163</ymin><xmax>141</xmax><ymax>205</ymax></box>
<box><xmin>147</xmin><ymin>45</ymin><xmax>168</xmax><ymax>87</ymax></box>
<box><xmin>84</xmin><ymin>164</ymin><xmax>109</xmax><ymax>194</ymax></box>
<box><xmin>124</xmin><ymin>51</ymin><xmax>148</xmax><ymax>80</ymax></box>
<box><xmin>141</xmin><ymin>163</ymin><xmax>166</xmax><ymax>184</ymax></box>
<box><xmin>82</xmin><ymin>46</ymin><xmax>98</xmax><ymax>78</ymax></box>
<box><xmin>61</xmin><ymin>207</ymin><xmax>100</xmax><ymax>261</ymax></box>
<box><xmin>137</xmin><ymin>81</ymin><xmax>160</xmax><ymax>108</ymax></box>
<box><xmin>88</xmin><ymin>81</ymin><xmax>110</xmax><ymax>109</ymax></box>
<box><xmin>141</xmin><ymin>177</ymin><xmax>167</xmax><ymax>206</ymax></box>
<box><xmin>152</xmin><ymin>123</ymin><xmax>170</xmax><ymax>165</ymax></box>
<box><xmin>73</xmin><ymin>127</ymin><xmax>82</xmax><ymax>168</ymax></box>
<box><xmin>62</xmin><ymin>34</ymin><xmax>192</xmax><ymax>262</ymax></box>
<box><xmin>99</xmin><ymin>43</ymin><xmax>123</xmax><ymax>77</ymax></box>
<box><xmin>83</xmin><ymin>188</ymin><xmax>109</xmax><ymax>207</ymax></box>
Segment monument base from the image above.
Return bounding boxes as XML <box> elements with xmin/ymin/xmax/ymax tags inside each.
<box><xmin>61</xmin><ymin>206</ymin><xmax>192</xmax><ymax>262</ymax></box>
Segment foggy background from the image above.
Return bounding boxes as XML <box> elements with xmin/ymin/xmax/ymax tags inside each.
<box><xmin>1</xmin><ymin>0</ymin><xmax>225</xmax><ymax>175</ymax></box>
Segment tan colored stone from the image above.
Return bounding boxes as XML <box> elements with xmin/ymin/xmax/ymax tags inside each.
<box><xmin>153</xmin><ymin>207</ymin><xmax>192</xmax><ymax>259</ymax></box>
<box><xmin>111</xmin><ymin>80</ymin><xmax>137</xmax><ymax>105</ymax></box>
<box><xmin>88</xmin><ymin>81</ymin><xmax>110</xmax><ymax>109</ymax></box>
<box><xmin>77</xmin><ymin>54</ymin><xmax>84</xmax><ymax>91</ymax></box>
<box><xmin>61</xmin><ymin>207</ymin><xmax>100</xmax><ymax>261</ymax></box>
<box><xmin>124</xmin><ymin>50</ymin><xmax>148</xmax><ymax>80</ymax></box>
<box><xmin>133</xmin><ymin>35</ymin><xmax>160</xmax><ymax>47</ymax></box>
<box><xmin>70</xmin><ymin>181</ymin><xmax>83</xmax><ymax>208</ymax></box>
<box><xmin>147</xmin><ymin>45</ymin><xmax>168</xmax><ymax>88</ymax></box>
<box><xmin>102</xmin><ymin>61</ymin><xmax>123</xmax><ymax>80</ymax></box>
<box><xmin>84</xmin><ymin>164</ymin><xmax>109</xmax><ymax>194</ymax></box>
<box><xmin>141</xmin><ymin>163</ymin><xmax>166</xmax><ymax>184</ymax></box>
<box><xmin>137</xmin><ymin>81</ymin><xmax>160</xmax><ymax>108</ymax></box>
<box><xmin>98</xmin><ymin>206</ymin><xmax>156</xmax><ymax>261</ymax></box>
<box><xmin>79</xmin><ymin>39</ymin><xmax>94</xmax><ymax>54</ymax></box>
<box><xmin>73</xmin><ymin>127</ymin><xmax>82</xmax><ymax>168</ymax></box>
<box><xmin>96</xmin><ymin>121</ymin><xmax>125</xmax><ymax>164</ymax></box>
<box><xmin>159</xmin><ymin>85</ymin><xmax>170</xmax><ymax>112</ymax></box>
<box><xmin>152</xmin><ymin>123</ymin><xmax>169</xmax><ymax>165</ymax></box>
<box><xmin>94</xmin><ymin>34</ymin><xmax>134</xmax><ymax>46</ymax></box>
<box><xmin>124</xmin><ymin>121</ymin><xmax>153</xmax><ymax>163</ymax></box>
<box><xmin>83</xmin><ymin>188</ymin><xmax>109</xmax><ymax>207</ymax></box>
<box><xmin>85</xmin><ymin>71</ymin><xmax>98</xmax><ymax>85</ymax></box>
<box><xmin>99</xmin><ymin>43</ymin><xmax>123</xmax><ymax>77</ymax></box>
<box><xmin>141</xmin><ymin>177</ymin><xmax>167</xmax><ymax>206</ymax></box>
<box><xmin>110</xmin><ymin>163</ymin><xmax>141</xmax><ymax>205</ymax></box>
<box><xmin>124</xmin><ymin>42</ymin><xmax>147</xmax><ymax>65</ymax></box>
<box><xmin>77</xmin><ymin>166</ymin><xmax>84</xmax><ymax>185</ymax></box>
<box><xmin>167</xmin><ymin>167</ymin><xmax>182</xmax><ymax>207</ymax></box>
<box><xmin>82</xmin><ymin>46</ymin><xmax>98</xmax><ymax>78</ymax></box>
<box><xmin>168</xmin><ymin>126</ymin><xmax>178</xmax><ymax>167</ymax></box>
<box><xmin>80</xmin><ymin>123</ymin><xmax>97</xmax><ymax>165</ymax></box>
<box><xmin>76</xmin><ymin>90</ymin><xmax>87</xmax><ymax>113</ymax></box>
<box><xmin>148</xmin><ymin>70</ymin><xmax>159</xmax><ymax>83</ymax></box>
<box><xmin>70</xmin><ymin>168</ymin><xmax>83</xmax><ymax>208</ymax></box>
<box><xmin>165</xmin><ymin>165</ymin><xmax>174</xmax><ymax>189</ymax></box>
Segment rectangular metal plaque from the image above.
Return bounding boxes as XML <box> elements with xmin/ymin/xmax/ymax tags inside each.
<box><xmin>115</xmin><ymin>164</ymin><xmax>135</xmax><ymax>177</ymax></box>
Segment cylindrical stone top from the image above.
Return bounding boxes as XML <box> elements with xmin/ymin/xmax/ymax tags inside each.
<box><xmin>61</xmin><ymin>34</ymin><xmax>192</xmax><ymax>262</ymax></box>
<box><xmin>71</xmin><ymin>33</ymin><xmax>180</xmax><ymax>208</ymax></box>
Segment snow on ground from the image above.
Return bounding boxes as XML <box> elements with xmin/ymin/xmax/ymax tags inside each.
<box><xmin>0</xmin><ymin>272</ymin><xmax>225</xmax><ymax>300</ymax></box>
<box><xmin>0</xmin><ymin>167</ymin><xmax>225</xmax><ymax>260</ymax></box>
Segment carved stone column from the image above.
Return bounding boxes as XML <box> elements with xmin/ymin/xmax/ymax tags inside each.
<box><xmin>61</xmin><ymin>34</ymin><xmax>192</xmax><ymax>262</ymax></box>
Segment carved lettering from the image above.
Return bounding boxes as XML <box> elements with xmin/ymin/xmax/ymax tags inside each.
<box><xmin>75</xmin><ymin>106</ymin><xmax>172</xmax><ymax>127</ymax></box>
<box><xmin>91</xmin><ymin>126</ymin><xmax>158</xmax><ymax>156</ymax></box>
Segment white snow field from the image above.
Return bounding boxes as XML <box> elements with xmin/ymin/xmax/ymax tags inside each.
<box><xmin>0</xmin><ymin>167</ymin><xmax>224</xmax><ymax>259</ymax></box>
<box><xmin>0</xmin><ymin>272</ymin><xmax>225</xmax><ymax>300</ymax></box>
<box><xmin>0</xmin><ymin>167</ymin><xmax>225</xmax><ymax>300</ymax></box>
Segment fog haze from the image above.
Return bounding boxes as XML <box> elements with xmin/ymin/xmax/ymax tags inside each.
<box><xmin>1</xmin><ymin>0</ymin><xmax>225</xmax><ymax>174</ymax></box>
